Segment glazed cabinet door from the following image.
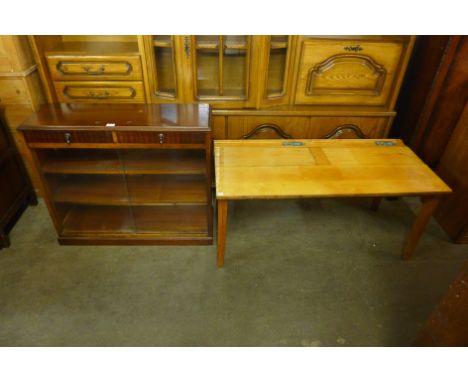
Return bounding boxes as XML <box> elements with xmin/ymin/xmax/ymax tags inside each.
<box><xmin>259</xmin><ymin>35</ymin><xmax>296</xmax><ymax>107</ymax></box>
<box><xmin>293</xmin><ymin>36</ymin><xmax>412</xmax><ymax>108</ymax></box>
<box><xmin>143</xmin><ymin>35</ymin><xmax>185</xmax><ymax>103</ymax></box>
<box><xmin>181</xmin><ymin>35</ymin><xmax>259</xmax><ymax>108</ymax></box>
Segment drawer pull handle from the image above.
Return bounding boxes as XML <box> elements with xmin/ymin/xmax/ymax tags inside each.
<box><xmin>344</xmin><ymin>45</ymin><xmax>363</xmax><ymax>52</ymax></box>
<box><xmin>87</xmin><ymin>90</ymin><xmax>110</xmax><ymax>99</ymax></box>
<box><xmin>159</xmin><ymin>133</ymin><xmax>165</xmax><ymax>144</ymax></box>
<box><xmin>82</xmin><ymin>65</ymin><xmax>106</xmax><ymax>75</ymax></box>
<box><xmin>64</xmin><ymin>132</ymin><xmax>72</xmax><ymax>144</ymax></box>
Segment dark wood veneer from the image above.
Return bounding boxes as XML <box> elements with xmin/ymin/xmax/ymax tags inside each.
<box><xmin>19</xmin><ymin>103</ymin><xmax>212</xmax><ymax>245</ymax></box>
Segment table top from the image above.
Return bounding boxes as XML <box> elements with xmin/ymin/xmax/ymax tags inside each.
<box><xmin>214</xmin><ymin>139</ymin><xmax>451</xmax><ymax>199</ymax></box>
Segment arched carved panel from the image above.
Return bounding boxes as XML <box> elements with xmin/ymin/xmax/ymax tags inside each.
<box><xmin>321</xmin><ymin>124</ymin><xmax>369</xmax><ymax>139</ymax></box>
<box><xmin>306</xmin><ymin>54</ymin><xmax>386</xmax><ymax>96</ymax></box>
<box><xmin>241</xmin><ymin>123</ymin><xmax>292</xmax><ymax>139</ymax></box>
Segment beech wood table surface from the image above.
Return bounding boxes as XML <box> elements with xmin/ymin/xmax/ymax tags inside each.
<box><xmin>214</xmin><ymin>139</ymin><xmax>451</xmax><ymax>267</ymax></box>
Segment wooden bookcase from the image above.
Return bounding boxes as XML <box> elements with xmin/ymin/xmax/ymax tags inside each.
<box><xmin>18</xmin><ymin>103</ymin><xmax>213</xmax><ymax>245</ymax></box>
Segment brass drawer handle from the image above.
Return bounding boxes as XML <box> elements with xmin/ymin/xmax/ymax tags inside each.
<box><xmin>64</xmin><ymin>132</ymin><xmax>72</xmax><ymax>144</ymax></box>
<box><xmin>159</xmin><ymin>133</ymin><xmax>165</xmax><ymax>144</ymax></box>
<box><xmin>344</xmin><ymin>45</ymin><xmax>363</xmax><ymax>52</ymax></box>
<box><xmin>82</xmin><ymin>65</ymin><xmax>106</xmax><ymax>75</ymax></box>
<box><xmin>87</xmin><ymin>90</ymin><xmax>110</xmax><ymax>99</ymax></box>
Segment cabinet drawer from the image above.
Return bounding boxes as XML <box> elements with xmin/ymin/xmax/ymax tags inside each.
<box><xmin>226</xmin><ymin>115</ymin><xmax>391</xmax><ymax>139</ymax></box>
<box><xmin>47</xmin><ymin>56</ymin><xmax>143</xmax><ymax>81</ymax></box>
<box><xmin>307</xmin><ymin>116</ymin><xmax>391</xmax><ymax>138</ymax></box>
<box><xmin>294</xmin><ymin>37</ymin><xmax>406</xmax><ymax>106</ymax></box>
<box><xmin>54</xmin><ymin>81</ymin><xmax>145</xmax><ymax>103</ymax></box>
<box><xmin>116</xmin><ymin>131</ymin><xmax>206</xmax><ymax>145</ymax></box>
<box><xmin>23</xmin><ymin>130</ymin><xmax>113</xmax><ymax>144</ymax></box>
<box><xmin>226</xmin><ymin>116</ymin><xmax>310</xmax><ymax>139</ymax></box>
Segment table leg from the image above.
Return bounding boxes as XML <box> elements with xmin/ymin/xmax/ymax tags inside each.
<box><xmin>402</xmin><ymin>195</ymin><xmax>441</xmax><ymax>260</ymax></box>
<box><xmin>370</xmin><ymin>197</ymin><xmax>382</xmax><ymax>211</ymax></box>
<box><xmin>217</xmin><ymin>199</ymin><xmax>228</xmax><ymax>267</ymax></box>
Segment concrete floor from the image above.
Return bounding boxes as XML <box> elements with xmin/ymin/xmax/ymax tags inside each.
<box><xmin>0</xmin><ymin>197</ymin><xmax>466</xmax><ymax>346</ymax></box>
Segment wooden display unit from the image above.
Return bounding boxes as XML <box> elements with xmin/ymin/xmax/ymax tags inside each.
<box><xmin>18</xmin><ymin>103</ymin><xmax>213</xmax><ymax>245</ymax></box>
<box><xmin>29</xmin><ymin>35</ymin><xmax>415</xmax><ymax>141</ymax></box>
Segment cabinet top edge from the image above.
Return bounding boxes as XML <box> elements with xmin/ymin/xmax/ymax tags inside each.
<box><xmin>18</xmin><ymin>103</ymin><xmax>212</xmax><ymax>131</ymax></box>
<box><xmin>300</xmin><ymin>35</ymin><xmax>413</xmax><ymax>41</ymax></box>
<box><xmin>44</xmin><ymin>41</ymin><xmax>141</xmax><ymax>56</ymax></box>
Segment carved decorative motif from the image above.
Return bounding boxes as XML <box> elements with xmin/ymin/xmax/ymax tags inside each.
<box><xmin>321</xmin><ymin>124</ymin><xmax>369</xmax><ymax>139</ymax></box>
<box><xmin>242</xmin><ymin>123</ymin><xmax>293</xmax><ymax>139</ymax></box>
<box><xmin>306</xmin><ymin>54</ymin><xmax>386</xmax><ymax>96</ymax></box>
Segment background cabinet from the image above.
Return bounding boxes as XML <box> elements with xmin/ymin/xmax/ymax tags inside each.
<box><xmin>30</xmin><ymin>36</ymin><xmax>414</xmax><ymax>141</ymax></box>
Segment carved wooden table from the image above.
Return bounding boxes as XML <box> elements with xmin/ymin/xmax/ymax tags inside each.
<box><xmin>214</xmin><ymin>139</ymin><xmax>451</xmax><ymax>267</ymax></box>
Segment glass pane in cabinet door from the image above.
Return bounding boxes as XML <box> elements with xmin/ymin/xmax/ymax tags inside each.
<box><xmin>196</xmin><ymin>48</ymin><xmax>220</xmax><ymax>97</ymax></box>
<box><xmin>153</xmin><ymin>36</ymin><xmax>176</xmax><ymax>97</ymax></box>
<box><xmin>224</xmin><ymin>35</ymin><xmax>247</xmax><ymax>48</ymax></box>
<box><xmin>223</xmin><ymin>48</ymin><xmax>247</xmax><ymax>97</ymax></box>
<box><xmin>267</xmin><ymin>36</ymin><xmax>289</xmax><ymax>96</ymax></box>
<box><xmin>223</xmin><ymin>36</ymin><xmax>248</xmax><ymax>97</ymax></box>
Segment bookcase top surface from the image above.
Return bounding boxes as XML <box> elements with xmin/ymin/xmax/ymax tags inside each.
<box><xmin>19</xmin><ymin>103</ymin><xmax>211</xmax><ymax>132</ymax></box>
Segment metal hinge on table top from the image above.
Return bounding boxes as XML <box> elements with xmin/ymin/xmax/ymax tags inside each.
<box><xmin>375</xmin><ymin>141</ymin><xmax>396</xmax><ymax>146</ymax></box>
<box><xmin>282</xmin><ymin>141</ymin><xmax>304</xmax><ymax>147</ymax></box>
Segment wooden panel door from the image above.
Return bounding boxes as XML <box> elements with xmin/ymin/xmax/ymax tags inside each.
<box><xmin>181</xmin><ymin>35</ymin><xmax>259</xmax><ymax>108</ymax></box>
<box><xmin>293</xmin><ymin>36</ymin><xmax>411</xmax><ymax>107</ymax></box>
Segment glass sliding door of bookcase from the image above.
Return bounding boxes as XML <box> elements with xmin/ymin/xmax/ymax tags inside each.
<box><xmin>36</xmin><ymin>147</ymin><xmax>210</xmax><ymax>239</ymax></box>
<box><xmin>37</xmin><ymin>148</ymin><xmax>133</xmax><ymax>236</ymax></box>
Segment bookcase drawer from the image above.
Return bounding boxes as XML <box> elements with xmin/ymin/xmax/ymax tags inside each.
<box><xmin>23</xmin><ymin>130</ymin><xmax>113</xmax><ymax>144</ymax></box>
<box><xmin>116</xmin><ymin>131</ymin><xmax>206</xmax><ymax>145</ymax></box>
<box><xmin>47</xmin><ymin>56</ymin><xmax>143</xmax><ymax>81</ymax></box>
<box><xmin>54</xmin><ymin>81</ymin><xmax>145</xmax><ymax>103</ymax></box>
<box><xmin>225</xmin><ymin>115</ymin><xmax>391</xmax><ymax>139</ymax></box>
